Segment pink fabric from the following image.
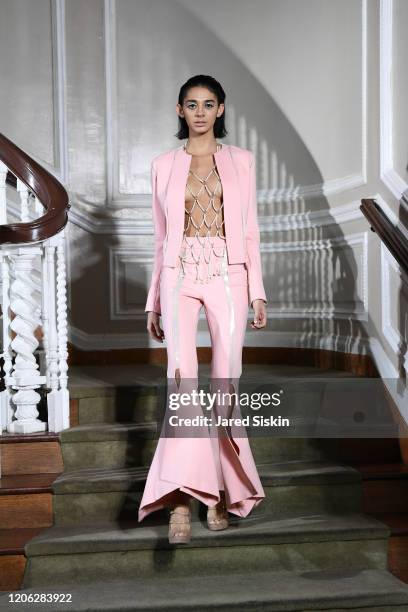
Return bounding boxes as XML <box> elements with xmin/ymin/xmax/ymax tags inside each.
<box><xmin>145</xmin><ymin>144</ymin><xmax>267</xmax><ymax>315</ymax></box>
<box><xmin>138</xmin><ymin>245</ymin><xmax>265</xmax><ymax>522</ymax></box>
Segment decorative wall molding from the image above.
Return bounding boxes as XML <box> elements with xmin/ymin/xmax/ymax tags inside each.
<box><xmin>260</xmin><ymin>200</ymin><xmax>364</xmax><ymax>232</ymax></box>
<box><xmin>263</xmin><ymin>230</ymin><xmax>368</xmax><ymax>321</ymax></box>
<box><xmin>104</xmin><ymin>0</ymin><xmax>116</xmax><ymax>205</ymax></box>
<box><xmin>381</xmin><ymin>242</ymin><xmax>408</xmax><ymax>371</ymax></box>
<box><xmin>254</xmin><ymin>173</ymin><xmax>367</xmax><ymax>205</ymax></box>
<box><xmin>6</xmin><ymin>189</ymin><xmax>367</xmax><ymax>238</ymax></box>
<box><xmin>66</xmin><ymin>196</ymin><xmax>152</xmax><ymax>234</ymax></box>
<box><xmin>69</xmin><ymin>323</ymin><xmax>372</xmax><ymax>353</ymax></box>
<box><xmin>368</xmin><ymin>337</ymin><xmax>407</xmax><ymax>423</ymax></box>
<box><xmin>107</xmin><ymin>231</ymin><xmax>368</xmax><ymax>323</ymax></box>
<box><xmin>68</xmin><ymin>173</ymin><xmax>368</xmax><ymax>224</ymax></box>
<box><xmin>64</xmin><ymin>195</ymin><xmax>366</xmax><ymax>235</ymax></box>
<box><xmin>109</xmin><ymin>245</ymin><xmax>153</xmax><ymax>320</ymax></box>
<box><xmin>361</xmin><ymin>0</ymin><xmax>368</xmax><ymax>185</ymax></box>
<box><xmin>103</xmin><ymin>0</ymin><xmax>147</xmax><ymax>208</ymax></box>
<box><xmin>380</xmin><ymin>0</ymin><xmax>408</xmax><ymax>199</ymax></box>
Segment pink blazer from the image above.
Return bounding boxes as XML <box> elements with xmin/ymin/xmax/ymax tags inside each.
<box><xmin>145</xmin><ymin>143</ymin><xmax>267</xmax><ymax>315</ymax></box>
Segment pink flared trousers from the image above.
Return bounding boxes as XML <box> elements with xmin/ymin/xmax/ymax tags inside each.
<box><xmin>138</xmin><ymin>237</ymin><xmax>265</xmax><ymax>522</ymax></box>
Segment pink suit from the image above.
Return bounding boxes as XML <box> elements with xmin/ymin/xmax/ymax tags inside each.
<box><xmin>145</xmin><ymin>143</ymin><xmax>267</xmax><ymax>315</ymax></box>
<box><xmin>139</xmin><ymin>143</ymin><xmax>267</xmax><ymax>522</ymax></box>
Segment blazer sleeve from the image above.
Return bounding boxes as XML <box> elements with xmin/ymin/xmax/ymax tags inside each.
<box><xmin>145</xmin><ymin>160</ymin><xmax>165</xmax><ymax>315</ymax></box>
<box><xmin>246</xmin><ymin>151</ymin><xmax>267</xmax><ymax>307</ymax></box>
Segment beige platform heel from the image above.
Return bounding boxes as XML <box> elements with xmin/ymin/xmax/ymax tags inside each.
<box><xmin>207</xmin><ymin>491</ymin><xmax>229</xmax><ymax>531</ymax></box>
<box><xmin>168</xmin><ymin>503</ymin><xmax>192</xmax><ymax>544</ymax></box>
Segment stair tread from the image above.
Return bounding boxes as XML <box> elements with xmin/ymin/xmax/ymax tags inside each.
<box><xmin>52</xmin><ymin>459</ymin><xmax>361</xmax><ymax>494</ymax></box>
<box><xmin>24</xmin><ymin>512</ymin><xmax>390</xmax><ymax>556</ymax></box>
<box><xmin>0</xmin><ymin>527</ymin><xmax>46</xmax><ymax>555</ymax></box>
<box><xmin>369</xmin><ymin>513</ymin><xmax>408</xmax><ymax>535</ymax></box>
<box><xmin>59</xmin><ymin>421</ymin><xmax>160</xmax><ymax>443</ymax></box>
<box><xmin>0</xmin><ymin>472</ymin><xmax>61</xmax><ymax>494</ymax></box>
<box><xmin>347</xmin><ymin>461</ymin><xmax>408</xmax><ymax>479</ymax></box>
<box><xmin>67</xmin><ymin>363</ymin><xmax>355</xmax><ymax>399</ymax></box>
<box><xmin>1</xmin><ymin>568</ymin><xmax>408</xmax><ymax>610</ymax></box>
<box><xmin>60</xmin><ymin>419</ymin><xmax>393</xmax><ymax>442</ymax></box>
<box><xmin>59</xmin><ymin>421</ymin><xmax>158</xmax><ymax>442</ymax></box>
<box><xmin>0</xmin><ymin>431</ymin><xmax>59</xmax><ymax>444</ymax></box>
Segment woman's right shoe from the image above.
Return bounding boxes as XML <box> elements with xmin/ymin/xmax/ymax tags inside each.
<box><xmin>168</xmin><ymin>505</ymin><xmax>192</xmax><ymax>544</ymax></box>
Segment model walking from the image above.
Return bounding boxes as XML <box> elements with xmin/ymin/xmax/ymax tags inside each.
<box><xmin>139</xmin><ymin>75</ymin><xmax>268</xmax><ymax>544</ymax></box>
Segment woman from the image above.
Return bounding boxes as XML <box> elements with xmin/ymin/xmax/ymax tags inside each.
<box><xmin>139</xmin><ymin>75</ymin><xmax>267</xmax><ymax>544</ymax></box>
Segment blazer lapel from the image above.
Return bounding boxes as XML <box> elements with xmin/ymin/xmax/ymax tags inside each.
<box><xmin>214</xmin><ymin>144</ymin><xmax>245</xmax><ymax>262</ymax></box>
<box><xmin>163</xmin><ymin>147</ymin><xmax>191</xmax><ymax>262</ymax></box>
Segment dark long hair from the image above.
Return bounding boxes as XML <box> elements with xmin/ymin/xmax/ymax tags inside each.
<box><xmin>175</xmin><ymin>75</ymin><xmax>228</xmax><ymax>140</ymax></box>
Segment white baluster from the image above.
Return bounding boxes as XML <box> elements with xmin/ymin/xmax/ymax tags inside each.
<box><xmin>45</xmin><ymin>231</ymin><xmax>70</xmax><ymax>432</ymax></box>
<box><xmin>0</xmin><ymin>251</ymin><xmax>13</xmax><ymax>432</ymax></box>
<box><xmin>34</xmin><ymin>195</ymin><xmax>43</xmax><ymax>216</ymax></box>
<box><xmin>0</xmin><ymin>144</ymin><xmax>70</xmax><ymax>437</ymax></box>
<box><xmin>56</xmin><ymin>230</ymin><xmax>69</xmax><ymax>430</ymax></box>
<box><xmin>7</xmin><ymin>247</ymin><xmax>47</xmax><ymax>433</ymax></box>
<box><xmin>43</xmin><ymin>238</ymin><xmax>61</xmax><ymax>432</ymax></box>
<box><xmin>41</xmin><ymin>242</ymin><xmax>51</xmax><ymax>390</ymax></box>
<box><xmin>0</xmin><ymin>161</ymin><xmax>7</xmax><ymax>224</ymax></box>
<box><xmin>43</xmin><ymin>240</ymin><xmax>59</xmax><ymax>392</ymax></box>
<box><xmin>17</xmin><ymin>179</ymin><xmax>30</xmax><ymax>222</ymax></box>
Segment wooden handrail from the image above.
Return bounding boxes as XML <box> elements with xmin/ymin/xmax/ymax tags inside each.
<box><xmin>0</xmin><ymin>133</ymin><xmax>70</xmax><ymax>245</ymax></box>
<box><xmin>360</xmin><ymin>198</ymin><xmax>408</xmax><ymax>273</ymax></box>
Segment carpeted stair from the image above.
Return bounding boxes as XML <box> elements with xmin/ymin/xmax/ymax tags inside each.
<box><xmin>1</xmin><ymin>365</ymin><xmax>408</xmax><ymax>611</ymax></box>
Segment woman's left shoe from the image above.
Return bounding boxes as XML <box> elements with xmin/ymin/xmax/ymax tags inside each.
<box><xmin>207</xmin><ymin>494</ymin><xmax>229</xmax><ymax>531</ymax></box>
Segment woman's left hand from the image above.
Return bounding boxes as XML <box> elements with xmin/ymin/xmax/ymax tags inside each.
<box><xmin>250</xmin><ymin>299</ymin><xmax>267</xmax><ymax>329</ymax></box>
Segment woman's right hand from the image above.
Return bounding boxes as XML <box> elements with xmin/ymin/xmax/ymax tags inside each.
<box><xmin>147</xmin><ymin>311</ymin><xmax>165</xmax><ymax>343</ymax></box>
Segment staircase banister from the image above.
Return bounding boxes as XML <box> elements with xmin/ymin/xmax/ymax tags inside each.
<box><xmin>0</xmin><ymin>132</ymin><xmax>70</xmax><ymax>245</ymax></box>
<box><xmin>360</xmin><ymin>198</ymin><xmax>408</xmax><ymax>273</ymax></box>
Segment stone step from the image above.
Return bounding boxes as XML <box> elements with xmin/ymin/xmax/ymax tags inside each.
<box><xmin>70</xmin><ymin>364</ymin><xmax>353</xmax><ymax>426</ymax></box>
<box><xmin>3</xmin><ymin>568</ymin><xmax>408</xmax><ymax>611</ymax></box>
<box><xmin>59</xmin><ymin>422</ymin><xmax>334</xmax><ymax>470</ymax></box>
<box><xmin>22</xmin><ymin>513</ymin><xmax>390</xmax><ymax>586</ymax></box>
<box><xmin>60</xmin><ymin>421</ymin><xmax>158</xmax><ymax>442</ymax></box>
<box><xmin>76</xmin><ymin>386</ymin><xmax>161</xmax><ymax>425</ymax></box>
<box><xmin>51</xmin><ymin>460</ymin><xmax>362</xmax><ymax>525</ymax></box>
<box><xmin>75</xmin><ymin>378</ymin><xmax>324</xmax><ymax>426</ymax></box>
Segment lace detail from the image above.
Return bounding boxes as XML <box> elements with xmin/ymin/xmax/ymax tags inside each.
<box><xmin>180</xmin><ymin>143</ymin><xmax>227</xmax><ymax>283</ymax></box>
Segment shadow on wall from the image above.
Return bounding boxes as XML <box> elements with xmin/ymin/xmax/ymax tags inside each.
<box><xmin>72</xmin><ymin>0</ymin><xmax>368</xmax><ymax>358</ymax></box>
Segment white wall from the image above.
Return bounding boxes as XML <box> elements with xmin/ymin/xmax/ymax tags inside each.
<box><xmin>0</xmin><ymin>0</ymin><xmax>406</xmax><ymax>380</ymax></box>
<box><xmin>392</xmin><ymin>0</ymin><xmax>408</xmax><ymax>191</ymax></box>
<box><xmin>177</xmin><ymin>0</ymin><xmax>363</xmax><ymax>185</ymax></box>
<box><xmin>0</xmin><ymin>0</ymin><xmax>56</xmax><ymax>166</ymax></box>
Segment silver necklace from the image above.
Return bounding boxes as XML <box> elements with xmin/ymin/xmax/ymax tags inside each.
<box><xmin>184</xmin><ymin>140</ymin><xmax>221</xmax><ymax>154</ymax></box>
